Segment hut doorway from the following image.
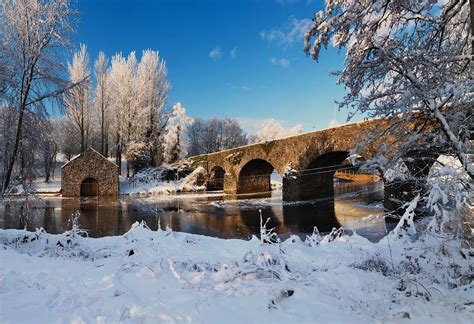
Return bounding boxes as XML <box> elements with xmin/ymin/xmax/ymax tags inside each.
<box><xmin>80</xmin><ymin>178</ymin><xmax>99</xmax><ymax>196</ymax></box>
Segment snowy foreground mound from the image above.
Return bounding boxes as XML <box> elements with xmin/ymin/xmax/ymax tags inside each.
<box><xmin>0</xmin><ymin>223</ymin><xmax>472</xmax><ymax>323</ymax></box>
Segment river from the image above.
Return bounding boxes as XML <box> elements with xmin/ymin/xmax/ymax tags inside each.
<box><xmin>0</xmin><ymin>181</ymin><xmax>394</xmax><ymax>242</ymax></box>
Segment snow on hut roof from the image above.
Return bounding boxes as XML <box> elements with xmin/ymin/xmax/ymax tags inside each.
<box><xmin>61</xmin><ymin>147</ymin><xmax>118</xmax><ymax>168</ymax></box>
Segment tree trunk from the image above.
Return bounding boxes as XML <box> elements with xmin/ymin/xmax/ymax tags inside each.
<box><xmin>105</xmin><ymin>132</ymin><xmax>109</xmax><ymax>158</ymax></box>
<box><xmin>115</xmin><ymin>130</ymin><xmax>121</xmax><ymax>175</ymax></box>
<box><xmin>101</xmin><ymin>103</ymin><xmax>105</xmax><ymax>156</ymax></box>
<box><xmin>49</xmin><ymin>145</ymin><xmax>57</xmax><ymax>181</ymax></box>
<box><xmin>81</xmin><ymin>104</ymin><xmax>85</xmax><ymax>153</ymax></box>
<box><xmin>44</xmin><ymin>152</ymin><xmax>51</xmax><ymax>183</ymax></box>
<box><xmin>2</xmin><ymin>108</ymin><xmax>24</xmax><ymax>193</ymax></box>
<box><xmin>471</xmin><ymin>0</ymin><xmax>474</xmax><ymax>61</ymax></box>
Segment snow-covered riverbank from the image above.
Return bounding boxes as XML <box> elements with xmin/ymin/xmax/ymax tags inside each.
<box><xmin>29</xmin><ymin>164</ymin><xmax>209</xmax><ymax>196</ymax></box>
<box><xmin>0</xmin><ymin>221</ymin><xmax>472</xmax><ymax>323</ymax></box>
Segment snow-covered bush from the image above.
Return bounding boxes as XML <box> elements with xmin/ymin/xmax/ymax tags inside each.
<box><xmin>259</xmin><ymin>210</ymin><xmax>280</xmax><ymax>244</ymax></box>
<box><xmin>426</xmin><ymin>158</ymin><xmax>470</xmax><ymax>242</ymax></box>
<box><xmin>181</xmin><ymin>166</ymin><xmax>207</xmax><ymax>192</ymax></box>
<box><xmin>125</xmin><ymin>141</ymin><xmax>152</xmax><ymax>174</ymax></box>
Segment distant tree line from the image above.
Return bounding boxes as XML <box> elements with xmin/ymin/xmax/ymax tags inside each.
<box><xmin>186</xmin><ymin>118</ymin><xmax>248</xmax><ymax>156</ymax></box>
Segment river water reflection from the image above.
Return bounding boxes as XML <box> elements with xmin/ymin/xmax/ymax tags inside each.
<box><xmin>0</xmin><ymin>181</ymin><xmax>393</xmax><ymax>242</ymax></box>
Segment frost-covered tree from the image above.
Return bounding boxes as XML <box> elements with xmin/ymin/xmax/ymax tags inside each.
<box><xmin>0</xmin><ymin>0</ymin><xmax>75</xmax><ymax>194</ymax></box>
<box><xmin>94</xmin><ymin>52</ymin><xmax>111</xmax><ymax>157</ymax></box>
<box><xmin>304</xmin><ymin>0</ymin><xmax>473</xmax><ymax>236</ymax></box>
<box><xmin>162</xmin><ymin>102</ymin><xmax>193</xmax><ymax>164</ymax></box>
<box><xmin>249</xmin><ymin>119</ymin><xmax>303</xmax><ymax>143</ymax></box>
<box><xmin>304</xmin><ymin>0</ymin><xmax>473</xmax><ymax>177</ymax></box>
<box><xmin>63</xmin><ymin>44</ymin><xmax>92</xmax><ymax>153</ymax></box>
<box><xmin>109</xmin><ymin>52</ymin><xmax>135</xmax><ymax>171</ymax></box>
<box><xmin>98</xmin><ymin>49</ymin><xmax>171</xmax><ymax>173</ymax></box>
<box><xmin>186</xmin><ymin>117</ymin><xmax>248</xmax><ymax>155</ymax></box>
<box><xmin>136</xmin><ymin>50</ymin><xmax>170</xmax><ymax>164</ymax></box>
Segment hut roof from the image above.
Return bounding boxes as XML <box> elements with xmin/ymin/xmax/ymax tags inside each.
<box><xmin>61</xmin><ymin>147</ymin><xmax>118</xmax><ymax>169</ymax></box>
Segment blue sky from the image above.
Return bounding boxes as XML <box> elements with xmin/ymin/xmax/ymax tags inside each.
<box><xmin>73</xmin><ymin>0</ymin><xmax>350</xmax><ymax>133</ymax></box>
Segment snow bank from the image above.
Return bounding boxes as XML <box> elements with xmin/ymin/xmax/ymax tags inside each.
<box><xmin>121</xmin><ymin>167</ymin><xmax>207</xmax><ymax>195</ymax></box>
<box><xmin>0</xmin><ymin>223</ymin><xmax>471</xmax><ymax>323</ymax></box>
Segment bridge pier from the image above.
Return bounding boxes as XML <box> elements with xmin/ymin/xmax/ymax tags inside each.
<box><xmin>283</xmin><ymin>170</ymin><xmax>335</xmax><ymax>201</ymax></box>
<box><xmin>223</xmin><ymin>173</ymin><xmax>238</xmax><ymax>194</ymax></box>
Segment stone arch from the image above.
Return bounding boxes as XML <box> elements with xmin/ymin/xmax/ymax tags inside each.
<box><xmin>80</xmin><ymin>177</ymin><xmax>99</xmax><ymax>196</ymax></box>
<box><xmin>237</xmin><ymin>159</ymin><xmax>275</xmax><ymax>194</ymax></box>
<box><xmin>207</xmin><ymin>165</ymin><xmax>226</xmax><ymax>191</ymax></box>
<box><xmin>304</xmin><ymin>151</ymin><xmax>351</xmax><ymax>171</ymax></box>
<box><xmin>283</xmin><ymin>150</ymin><xmax>351</xmax><ymax>201</ymax></box>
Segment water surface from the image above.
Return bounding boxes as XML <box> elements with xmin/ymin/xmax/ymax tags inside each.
<box><xmin>0</xmin><ymin>181</ymin><xmax>392</xmax><ymax>242</ymax></box>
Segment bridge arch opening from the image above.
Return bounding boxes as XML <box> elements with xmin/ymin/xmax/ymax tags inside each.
<box><xmin>304</xmin><ymin>151</ymin><xmax>351</xmax><ymax>199</ymax></box>
<box><xmin>207</xmin><ymin>166</ymin><xmax>225</xmax><ymax>191</ymax></box>
<box><xmin>306</xmin><ymin>151</ymin><xmax>351</xmax><ymax>172</ymax></box>
<box><xmin>237</xmin><ymin>159</ymin><xmax>276</xmax><ymax>194</ymax></box>
<box><xmin>284</xmin><ymin>151</ymin><xmax>377</xmax><ymax>201</ymax></box>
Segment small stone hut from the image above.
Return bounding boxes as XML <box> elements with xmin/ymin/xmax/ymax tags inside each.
<box><xmin>61</xmin><ymin>147</ymin><xmax>119</xmax><ymax>197</ymax></box>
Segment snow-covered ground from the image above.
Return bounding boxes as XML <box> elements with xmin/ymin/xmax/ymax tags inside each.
<box><xmin>31</xmin><ymin>178</ymin><xmax>61</xmax><ymax>194</ymax></box>
<box><xmin>0</xmin><ymin>222</ymin><xmax>472</xmax><ymax>323</ymax></box>
<box><xmin>120</xmin><ymin>167</ymin><xmax>207</xmax><ymax>195</ymax></box>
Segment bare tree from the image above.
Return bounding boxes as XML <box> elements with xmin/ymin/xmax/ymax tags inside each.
<box><xmin>41</xmin><ymin>119</ymin><xmax>59</xmax><ymax>183</ymax></box>
<box><xmin>0</xmin><ymin>0</ymin><xmax>75</xmax><ymax>194</ymax></box>
<box><xmin>55</xmin><ymin>116</ymin><xmax>80</xmax><ymax>160</ymax></box>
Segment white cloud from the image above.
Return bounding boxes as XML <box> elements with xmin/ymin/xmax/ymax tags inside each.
<box><xmin>230</xmin><ymin>47</ymin><xmax>237</xmax><ymax>58</ymax></box>
<box><xmin>260</xmin><ymin>29</ymin><xmax>285</xmax><ymax>42</ymax></box>
<box><xmin>269</xmin><ymin>57</ymin><xmax>289</xmax><ymax>68</ymax></box>
<box><xmin>235</xmin><ymin>117</ymin><xmax>303</xmax><ymax>137</ymax></box>
<box><xmin>260</xmin><ymin>16</ymin><xmax>313</xmax><ymax>47</ymax></box>
<box><xmin>248</xmin><ymin>119</ymin><xmax>304</xmax><ymax>143</ymax></box>
<box><xmin>235</xmin><ymin>117</ymin><xmax>275</xmax><ymax>134</ymax></box>
<box><xmin>209</xmin><ymin>47</ymin><xmax>222</xmax><ymax>60</ymax></box>
<box><xmin>230</xmin><ymin>84</ymin><xmax>251</xmax><ymax>91</ymax></box>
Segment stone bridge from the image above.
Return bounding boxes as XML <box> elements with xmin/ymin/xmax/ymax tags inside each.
<box><xmin>189</xmin><ymin>117</ymin><xmax>436</xmax><ymax>213</ymax></box>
